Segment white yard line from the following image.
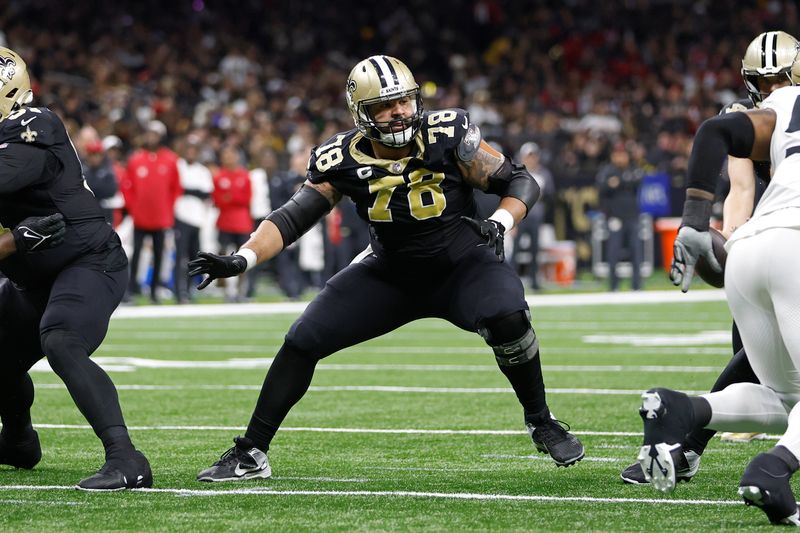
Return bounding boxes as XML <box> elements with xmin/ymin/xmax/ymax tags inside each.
<box><xmin>26</xmin><ymin>423</ymin><xmax>781</xmax><ymax>440</ymax></box>
<box><xmin>110</xmin><ymin>290</ymin><xmax>726</xmax><ymax>320</ymax></box>
<box><xmin>29</xmin><ymin>356</ymin><xmax>725</xmax><ymax>374</ymax></box>
<box><xmin>33</xmin><ymin>383</ymin><xmax>711</xmax><ymax>395</ymax></box>
<box><xmin>0</xmin><ymin>484</ymin><xmax>741</xmax><ymax>506</ymax></box>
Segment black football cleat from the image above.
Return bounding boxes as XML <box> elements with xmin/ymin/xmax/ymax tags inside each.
<box><xmin>526</xmin><ymin>418</ymin><xmax>585</xmax><ymax>467</ymax></box>
<box><xmin>0</xmin><ymin>429</ymin><xmax>41</xmax><ymax>470</ymax></box>
<box><xmin>621</xmin><ymin>449</ymin><xmax>700</xmax><ymax>484</ymax></box>
<box><xmin>76</xmin><ymin>450</ymin><xmax>152</xmax><ymax>491</ymax></box>
<box><xmin>739</xmin><ymin>452</ymin><xmax>800</xmax><ymax>526</ymax></box>
<box><xmin>637</xmin><ymin>388</ymin><xmax>696</xmax><ymax>493</ymax></box>
<box><xmin>197</xmin><ymin>436</ymin><xmax>271</xmax><ymax>482</ymax></box>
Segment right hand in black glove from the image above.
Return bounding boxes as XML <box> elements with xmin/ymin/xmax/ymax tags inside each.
<box><xmin>12</xmin><ymin>213</ymin><xmax>66</xmax><ymax>253</ymax></box>
<box><xmin>461</xmin><ymin>216</ymin><xmax>505</xmax><ymax>261</ymax></box>
<box><xmin>188</xmin><ymin>252</ymin><xmax>247</xmax><ymax>290</ymax></box>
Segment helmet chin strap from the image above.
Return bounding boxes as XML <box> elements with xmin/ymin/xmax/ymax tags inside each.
<box><xmin>379</xmin><ymin>125</ymin><xmax>414</xmax><ymax>147</ymax></box>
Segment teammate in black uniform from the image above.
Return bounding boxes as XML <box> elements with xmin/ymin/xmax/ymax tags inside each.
<box><xmin>0</xmin><ymin>47</ymin><xmax>151</xmax><ymax>490</ymax></box>
<box><xmin>191</xmin><ymin>55</ymin><xmax>584</xmax><ymax>481</ymax></box>
<box><xmin>620</xmin><ymin>30</ymin><xmax>800</xmax><ymax>484</ymax></box>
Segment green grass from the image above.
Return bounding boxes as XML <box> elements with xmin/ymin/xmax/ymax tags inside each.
<box><xmin>0</xmin><ymin>295</ymin><xmax>783</xmax><ymax>531</ymax></box>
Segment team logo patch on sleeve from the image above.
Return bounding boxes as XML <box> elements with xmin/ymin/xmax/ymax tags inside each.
<box><xmin>20</xmin><ymin>125</ymin><xmax>37</xmax><ymax>143</ymax></box>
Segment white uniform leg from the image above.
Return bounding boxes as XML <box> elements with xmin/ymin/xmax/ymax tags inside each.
<box><xmin>706</xmin><ymin>228</ymin><xmax>800</xmax><ymax>445</ymax></box>
<box><xmin>778</xmin><ymin>403</ymin><xmax>800</xmax><ymax>460</ymax></box>
<box><xmin>702</xmin><ymin>382</ymin><xmax>788</xmax><ymax>433</ymax></box>
<box><xmin>725</xmin><ymin>229</ymin><xmax>800</xmax><ymax>404</ymax></box>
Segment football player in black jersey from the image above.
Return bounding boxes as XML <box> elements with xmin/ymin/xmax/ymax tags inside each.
<box><xmin>191</xmin><ymin>55</ymin><xmax>584</xmax><ymax>482</ymax></box>
<box><xmin>0</xmin><ymin>47</ymin><xmax>151</xmax><ymax>490</ymax></box>
<box><xmin>620</xmin><ymin>31</ymin><xmax>800</xmax><ymax>485</ymax></box>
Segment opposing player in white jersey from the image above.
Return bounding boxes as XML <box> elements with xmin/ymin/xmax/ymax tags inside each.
<box><xmin>634</xmin><ymin>82</ymin><xmax>800</xmax><ymax>526</ymax></box>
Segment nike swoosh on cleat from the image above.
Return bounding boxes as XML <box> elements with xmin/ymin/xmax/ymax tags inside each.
<box><xmin>234</xmin><ymin>464</ymin><xmax>262</xmax><ymax>477</ymax></box>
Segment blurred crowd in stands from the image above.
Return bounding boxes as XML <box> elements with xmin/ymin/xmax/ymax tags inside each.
<box><xmin>2</xmin><ymin>0</ymin><xmax>796</xmax><ymax>299</ymax></box>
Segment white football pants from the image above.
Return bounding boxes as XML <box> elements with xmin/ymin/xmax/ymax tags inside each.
<box><xmin>701</xmin><ymin>227</ymin><xmax>800</xmax><ymax>458</ymax></box>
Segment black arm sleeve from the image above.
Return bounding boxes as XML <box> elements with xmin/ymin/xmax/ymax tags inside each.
<box><xmin>687</xmin><ymin>112</ymin><xmax>756</xmax><ymax>194</ymax></box>
<box><xmin>0</xmin><ymin>143</ymin><xmax>46</xmax><ymax>194</ymax></box>
<box><xmin>485</xmin><ymin>158</ymin><xmax>541</xmax><ymax>215</ymax></box>
<box><xmin>265</xmin><ymin>184</ymin><xmax>332</xmax><ymax>249</ymax></box>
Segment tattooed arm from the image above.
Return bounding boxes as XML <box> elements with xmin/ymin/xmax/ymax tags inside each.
<box><xmin>457</xmin><ymin>141</ymin><xmax>533</xmax><ymax>227</ymax></box>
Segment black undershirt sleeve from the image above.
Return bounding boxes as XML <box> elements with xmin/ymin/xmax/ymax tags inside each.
<box><xmin>686</xmin><ymin>112</ymin><xmax>756</xmax><ymax>194</ymax></box>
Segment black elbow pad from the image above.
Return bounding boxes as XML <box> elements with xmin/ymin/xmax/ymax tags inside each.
<box><xmin>486</xmin><ymin>159</ymin><xmax>540</xmax><ymax>213</ymax></box>
<box><xmin>687</xmin><ymin>112</ymin><xmax>755</xmax><ymax>193</ymax></box>
<box><xmin>265</xmin><ymin>185</ymin><xmax>332</xmax><ymax>248</ymax></box>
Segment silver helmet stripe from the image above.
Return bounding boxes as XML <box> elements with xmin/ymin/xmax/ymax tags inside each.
<box><xmin>368</xmin><ymin>56</ymin><xmax>399</xmax><ymax>90</ymax></box>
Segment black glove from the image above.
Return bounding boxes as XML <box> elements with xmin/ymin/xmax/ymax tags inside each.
<box><xmin>188</xmin><ymin>251</ymin><xmax>247</xmax><ymax>290</ymax></box>
<box><xmin>12</xmin><ymin>213</ymin><xmax>66</xmax><ymax>253</ymax></box>
<box><xmin>461</xmin><ymin>216</ymin><xmax>505</xmax><ymax>261</ymax></box>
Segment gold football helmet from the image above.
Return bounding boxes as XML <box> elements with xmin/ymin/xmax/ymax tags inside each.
<box><xmin>741</xmin><ymin>31</ymin><xmax>800</xmax><ymax>106</ymax></box>
<box><xmin>345</xmin><ymin>55</ymin><xmax>423</xmax><ymax>147</ymax></box>
<box><xmin>0</xmin><ymin>47</ymin><xmax>32</xmax><ymax>122</ymax></box>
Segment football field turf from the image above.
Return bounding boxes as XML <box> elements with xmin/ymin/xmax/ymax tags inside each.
<box><xmin>0</xmin><ymin>290</ymin><xmax>782</xmax><ymax>531</ymax></box>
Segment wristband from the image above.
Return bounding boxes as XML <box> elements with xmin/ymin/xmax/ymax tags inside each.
<box><xmin>489</xmin><ymin>209</ymin><xmax>514</xmax><ymax>232</ymax></box>
<box><xmin>237</xmin><ymin>247</ymin><xmax>258</xmax><ymax>272</ymax></box>
<box><xmin>681</xmin><ymin>198</ymin><xmax>712</xmax><ymax>231</ymax></box>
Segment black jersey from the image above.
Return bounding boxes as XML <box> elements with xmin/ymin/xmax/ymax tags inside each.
<box><xmin>308</xmin><ymin>108</ymin><xmax>482</xmax><ymax>262</ymax></box>
<box><xmin>0</xmin><ymin>106</ymin><xmax>125</xmax><ymax>286</ymax></box>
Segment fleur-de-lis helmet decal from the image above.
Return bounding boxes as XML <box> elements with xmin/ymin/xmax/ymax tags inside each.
<box><xmin>0</xmin><ymin>47</ymin><xmax>33</xmax><ymax>122</ymax></box>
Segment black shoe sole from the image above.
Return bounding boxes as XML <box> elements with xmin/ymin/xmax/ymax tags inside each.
<box><xmin>534</xmin><ymin>444</ymin><xmax>585</xmax><ymax>467</ymax></box>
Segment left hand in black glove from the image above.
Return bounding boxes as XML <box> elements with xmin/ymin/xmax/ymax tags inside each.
<box><xmin>12</xmin><ymin>213</ymin><xmax>66</xmax><ymax>253</ymax></box>
<box><xmin>461</xmin><ymin>216</ymin><xmax>505</xmax><ymax>261</ymax></box>
<box><xmin>188</xmin><ymin>252</ymin><xmax>248</xmax><ymax>290</ymax></box>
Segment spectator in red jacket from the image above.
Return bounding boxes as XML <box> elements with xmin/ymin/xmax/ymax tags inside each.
<box><xmin>122</xmin><ymin>120</ymin><xmax>182</xmax><ymax>303</ymax></box>
<box><xmin>212</xmin><ymin>144</ymin><xmax>252</xmax><ymax>302</ymax></box>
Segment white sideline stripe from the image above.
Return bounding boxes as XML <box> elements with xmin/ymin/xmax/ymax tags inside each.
<box><xmin>110</xmin><ymin>290</ymin><xmax>726</xmax><ymax>319</ymax></box>
<box><xmin>33</xmin><ymin>383</ymin><xmax>710</xmax><ymax>395</ymax></box>
<box><xmin>31</xmin><ymin>423</ymin><xmax>780</xmax><ymax>440</ymax></box>
<box><xmin>0</xmin><ymin>484</ymin><xmax>741</xmax><ymax>506</ymax></box>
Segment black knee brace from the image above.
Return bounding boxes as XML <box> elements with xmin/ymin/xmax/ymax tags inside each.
<box><xmin>478</xmin><ymin>310</ymin><xmax>539</xmax><ymax>366</ymax></box>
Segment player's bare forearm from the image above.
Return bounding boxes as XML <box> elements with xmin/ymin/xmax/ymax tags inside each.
<box><xmin>241</xmin><ymin>219</ymin><xmax>285</xmax><ymax>265</ymax></box>
<box><xmin>457</xmin><ymin>141</ymin><xmax>505</xmax><ymax>191</ymax></box>
<box><xmin>722</xmin><ymin>156</ymin><xmax>756</xmax><ymax>238</ymax></box>
<box><xmin>497</xmin><ymin>196</ymin><xmax>528</xmax><ymax>226</ymax></box>
<box><xmin>0</xmin><ymin>231</ymin><xmax>16</xmax><ymax>260</ymax></box>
